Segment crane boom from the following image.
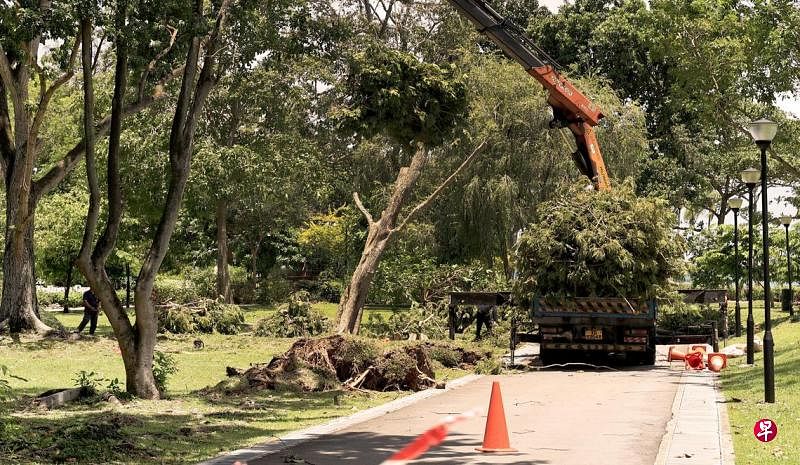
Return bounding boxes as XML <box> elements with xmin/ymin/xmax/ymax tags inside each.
<box><xmin>448</xmin><ymin>0</ymin><xmax>611</xmax><ymax>190</ymax></box>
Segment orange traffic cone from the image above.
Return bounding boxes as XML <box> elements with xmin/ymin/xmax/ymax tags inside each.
<box><xmin>691</xmin><ymin>344</ymin><xmax>708</xmax><ymax>354</ymax></box>
<box><xmin>685</xmin><ymin>351</ymin><xmax>704</xmax><ymax>370</ymax></box>
<box><xmin>707</xmin><ymin>353</ymin><xmax>728</xmax><ymax>372</ymax></box>
<box><xmin>476</xmin><ymin>381</ymin><xmax>517</xmax><ymax>453</ymax></box>
<box><xmin>667</xmin><ymin>346</ymin><xmax>687</xmax><ymax>362</ymax></box>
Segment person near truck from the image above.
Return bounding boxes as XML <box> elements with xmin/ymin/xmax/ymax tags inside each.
<box><xmin>474</xmin><ymin>304</ymin><xmax>495</xmax><ymax>340</ymax></box>
<box><xmin>75</xmin><ymin>289</ymin><xmax>100</xmax><ymax>335</ymax></box>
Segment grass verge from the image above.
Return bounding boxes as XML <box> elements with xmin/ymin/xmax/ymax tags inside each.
<box><xmin>0</xmin><ymin>306</ymin><xmax>477</xmax><ymax>465</ymax></box>
<box><xmin>719</xmin><ymin>301</ymin><xmax>800</xmax><ymax>464</ymax></box>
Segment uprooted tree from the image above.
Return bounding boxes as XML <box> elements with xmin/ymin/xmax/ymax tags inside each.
<box><xmin>333</xmin><ymin>45</ymin><xmax>483</xmax><ymax>334</ymax></box>
<box><xmin>513</xmin><ymin>182</ymin><xmax>686</xmax><ymax>302</ymax></box>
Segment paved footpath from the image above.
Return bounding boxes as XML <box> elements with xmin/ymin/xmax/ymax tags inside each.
<box><xmin>656</xmin><ymin>370</ymin><xmax>735</xmax><ymax>465</ymax></box>
<box><xmin>199</xmin><ymin>351</ymin><xmax>736</xmax><ymax>465</ymax></box>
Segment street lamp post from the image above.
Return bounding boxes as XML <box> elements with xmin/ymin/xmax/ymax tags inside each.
<box><xmin>742</xmin><ymin>167</ymin><xmax>760</xmax><ymax>365</ymax></box>
<box><xmin>750</xmin><ymin>118</ymin><xmax>778</xmax><ymax>404</ymax></box>
<box><xmin>729</xmin><ymin>197</ymin><xmax>744</xmax><ymax>337</ymax></box>
<box><xmin>780</xmin><ymin>214</ymin><xmax>793</xmax><ymax>317</ymax></box>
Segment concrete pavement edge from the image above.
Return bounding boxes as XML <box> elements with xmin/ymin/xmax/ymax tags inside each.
<box><xmin>714</xmin><ymin>377</ymin><xmax>736</xmax><ymax>465</ymax></box>
<box><xmin>195</xmin><ymin>373</ymin><xmax>484</xmax><ymax>465</ymax></box>
<box><xmin>654</xmin><ymin>368</ymin><xmax>685</xmax><ymax>465</ymax></box>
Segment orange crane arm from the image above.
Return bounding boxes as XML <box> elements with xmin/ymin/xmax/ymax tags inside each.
<box><xmin>447</xmin><ymin>0</ymin><xmax>611</xmax><ymax>190</ymax></box>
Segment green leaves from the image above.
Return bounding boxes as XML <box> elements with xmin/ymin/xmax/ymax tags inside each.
<box><xmin>337</xmin><ymin>45</ymin><xmax>468</xmax><ymax>148</ymax></box>
<box><xmin>513</xmin><ymin>182</ymin><xmax>686</xmax><ymax>300</ymax></box>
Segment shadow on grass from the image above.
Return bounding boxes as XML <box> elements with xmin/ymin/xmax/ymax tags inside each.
<box><xmin>0</xmin><ymin>388</ymin><xmax>375</xmax><ymax>465</ymax></box>
<box><xmin>243</xmin><ymin>430</ymin><xmax>549</xmax><ymax>465</ymax></box>
<box><xmin>1</xmin><ymin>409</ymin><xmax>273</xmax><ymax>465</ymax></box>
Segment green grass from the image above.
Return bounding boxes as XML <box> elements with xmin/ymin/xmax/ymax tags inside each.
<box><xmin>0</xmin><ymin>305</ymin><xmax>476</xmax><ymax>465</ymax></box>
<box><xmin>719</xmin><ymin>300</ymin><xmax>800</xmax><ymax>465</ymax></box>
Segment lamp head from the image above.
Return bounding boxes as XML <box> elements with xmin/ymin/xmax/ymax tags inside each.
<box><xmin>727</xmin><ymin>197</ymin><xmax>744</xmax><ymax>211</ymax></box>
<box><xmin>749</xmin><ymin>118</ymin><xmax>778</xmax><ymax>145</ymax></box>
<box><xmin>780</xmin><ymin>215</ymin><xmax>792</xmax><ymax>226</ymax></box>
<box><xmin>741</xmin><ymin>167</ymin><xmax>761</xmax><ymax>186</ymax></box>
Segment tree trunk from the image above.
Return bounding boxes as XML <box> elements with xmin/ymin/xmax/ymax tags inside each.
<box><xmin>337</xmin><ymin>144</ymin><xmax>428</xmax><ymax>334</ymax></box>
<box><xmin>216</xmin><ymin>199</ymin><xmax>232</xmax><ymax>302</ymax></box>
<box><xmin>335</xmin><ymin>139</ymin><xmax>486</xmax><ymax>334</ymax></box>
<box><xmin>250</xmin><ymin>234</ymin><xmax>263</xmax><ymax>284</ymax></box>
<box><xmin>63</xmin><ymin>259</ymin><xmax>74</xmax><ymax>313</ymax></box>
<box><xmin>337</xmin><ymin>225</ymin><xmax>393</xmax><ymax>334</ymax></box>
<box><xmin>0</xmin><ymin>201</ymin><xmax>50</xmax><ymax>333</ymax></box>
<box><xmin>125</xmin><ymin>264</ymin><xmax>131</xmax><ymax>309</ymax></box>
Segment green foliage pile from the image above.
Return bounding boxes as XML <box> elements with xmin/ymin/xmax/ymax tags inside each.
<box><xmin>337</xmin><ymin>45</ymin><xmax>467</xmax><ymax>147</ymax></box>
<box><xmin>362</xmin><ymin>302</ymin><xmax>447</xmax><ymax>340</ymax></box>
<box><xmin>157</xmin><ymin>299</ymin><xmax>244</xmax><ymax>335</ymax></box>
<box><xmin>513</xmin><ymin>182</ymin><xmax>685</xmax><ymax>300</ymax></box>
<box><xmin>254</xmin><ymin>291</ymin><xmax>330</xmax><ymax>337</ymax></box>
<box><xmin>656</xmin><ymin>300</ymin><xmax>732</xmax><ymax>333</ymax></box>
<box><xmin>371</xmin><ymin>257</ymin><xmax>507</xmax><ymax>306</ymax></box>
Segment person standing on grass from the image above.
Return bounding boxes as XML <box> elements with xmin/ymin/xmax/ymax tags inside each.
<box><xmin>75</xmin><ymin>288</ymin><xmax>100</xmax><ymax>335</ymax></box>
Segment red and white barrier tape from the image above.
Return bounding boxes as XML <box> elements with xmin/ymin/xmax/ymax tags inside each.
<box><xmin>379</xmin><ymin>409</ymin><xmax>478</xmax><ymax>465</ymax></box>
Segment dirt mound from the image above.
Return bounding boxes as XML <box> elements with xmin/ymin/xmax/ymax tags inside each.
<box><xmin>233</xmin><ymin>335</ymin><xmax>442</xmax><ymax>392</ymax></box>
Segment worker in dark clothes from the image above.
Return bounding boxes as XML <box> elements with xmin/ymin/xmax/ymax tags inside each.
<box><xmin>75</xmin><ymin>289</ymin><xmax>100</xmax><ymax>335</ymax></box>
<box><xmin>475</xmin><ymin>304</ymin><xmax>494</xmax><ymax>340</ymax></box>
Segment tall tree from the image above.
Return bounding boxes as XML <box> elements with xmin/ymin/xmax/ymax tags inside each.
<box><xmin>334</xmin><ymin>46</ymin><xmax>474</xmax><ymax>334</ymax></box>
<box><xmin>76</xmin><ymin>0</ymin><xmax>233</xmax><ymax>398</ymax></box>
<box><xmin>0</xmin><ymin>1</ymin><xmax>184</xmax><ymax>332</ymax></box>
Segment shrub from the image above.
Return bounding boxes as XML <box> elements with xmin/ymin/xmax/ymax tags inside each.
<box><xmin>153</xmin><ymin>351</ymin><xmax>178</xmax><ymax>395</ymax></box>
<box><xmin>207</xmin><ymin>300</ymin><xmax>245</xmax><ymax>335</ymax></box>
<box><xmin>370</xmin><ymin>256</ymin><xmax>508</xmax><ymax>306</ymax></box>
<box><xmin>254</xmin><ymin>291</ymin><xmax>329</xmax><ymax>337</ymax></box>
<box><xmin>475</xmin><ymin>358</ymin><xmax>502</xmax><ymax>375</ymax></box>
<box><xmin>426</xmin><ymin>344</ymin><xmax>461</xmax><ymax>368</ymax></box>
<box><xmin>254</xmin><ymin>268</ymin><xmax>293</xmax><ymax>304</ymax></box>
<box><xmin>185</xmin><ymin>266</ymin><xmax>254</xmax><ymax>303</ymax></box>
<box><xmin>36</xmin><ymin>288</ymin><xmax>84</xmax><ymax>309</ymax></box>
<box><xmin>153</xmin><ymin>276</ymin><xmax>198</xmax><ymax>305</ymax></box>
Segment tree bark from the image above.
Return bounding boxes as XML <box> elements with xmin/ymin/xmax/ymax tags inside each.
<box><xmin>125</xmin><ymin>264</ymin><xmax>131</xmax><ymax>309</ymax></box>
<box><xmin>336</xmin><ymin>140</ymin><xmax>486</xmax><ymax>334</ymax></box>
<box><xmin>0</xmin><ymin>208</ymin><xmax>48</xmax><ymax>332</ymax></box>
<box><xmin>0</xmin><ymin>3</ymin><xmax>171</xmax><ymax>333</ymax></box>
<box><xmin>63</xmin><ymin>259</ymin><xmax>74</xmax><ymax>313</ymax></box>
<box><xmin>216</xmin><ymin>199</ymin><xmax>232</xmax><ymax>302</ymax></box>
<box><xmin>337</xmin><ymin>145</ymin><xmax>428</xmax><ymax>334</ymax></box>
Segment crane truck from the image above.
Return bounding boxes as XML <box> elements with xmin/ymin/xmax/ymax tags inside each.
<box><xmin>448</xmin><ymin>0</ymin><xmax>657</xmax><ymax>364</ymax></box>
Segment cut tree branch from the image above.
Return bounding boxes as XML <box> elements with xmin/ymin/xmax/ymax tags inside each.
<box><xmin>394</xmin><ymin>139</ymin><xmax>488</xmax><ymax>233</ymax></box>
<box><xmin>353</xmin><ymin>192</ymin><xmax>374</xmax><ymax>226</ymax></box>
